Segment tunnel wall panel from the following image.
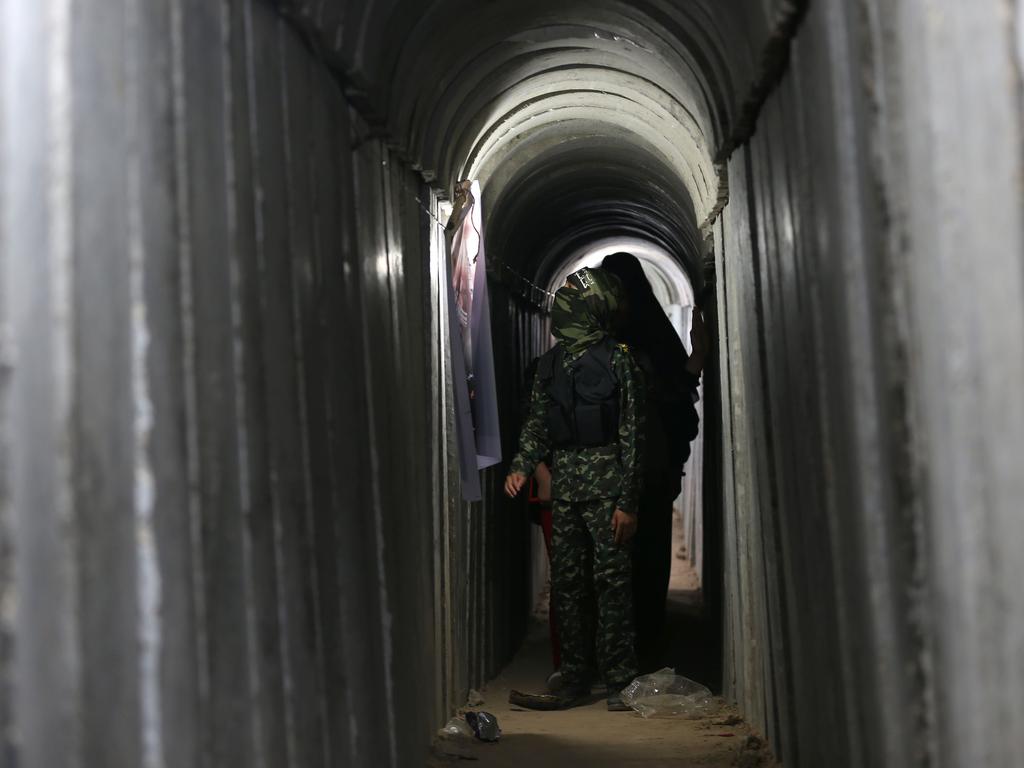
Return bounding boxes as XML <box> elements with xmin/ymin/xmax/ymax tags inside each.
<box><xmin>718</xmin><ymin>148</ymin><xmax>775</xmax><ymax>740</ymax></box>
<box><xmin>714</xmin><ymin>0</ymin><xmax>1024</xmax><ymax>765</ymax></box>
<box><xmin>0</xmin><ymin>2</ymin><xmax>536</xmax><ymax>766</ymax></box>
<box><xmin>717</xmin><ymin>6</ymin><xmax>902</xmax><ymax>760</ymax></box>
<box><xmin>72</xmin><ymin>3</ymin><xmax>141</xmax><ymax>766</ymax></box>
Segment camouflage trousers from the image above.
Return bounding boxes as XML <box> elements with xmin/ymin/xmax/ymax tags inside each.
<box><xmin>550</xmin><ymin>498</ymin><xmax>638</xmax><ymax>689</ymax></box>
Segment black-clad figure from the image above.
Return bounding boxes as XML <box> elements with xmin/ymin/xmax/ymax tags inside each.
<box><xmin>601</xmin><ymin>252</ymin><xmax>707</xmax><ymax>664</ymax></box>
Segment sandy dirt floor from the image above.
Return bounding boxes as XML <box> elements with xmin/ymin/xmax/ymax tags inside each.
<box><xmin>429</xmin><ymin>507</ymin><xmax>778</xmax><ymax>766</ymax></box>
<box><xmin>429</xmin><ymin>619</ymin><xmax>777</xmax><ymax>767</ymax></box>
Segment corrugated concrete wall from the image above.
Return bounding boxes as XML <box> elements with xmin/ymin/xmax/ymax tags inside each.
<box><xmin>713</xmin><ymin>0</ymin><xmax>1024</xmax><ymax>765</ymax></box>
<box><xmin>0</xmin><ymin>1</ymin><xmax>532</xmax><ymax>766</ymax></box>
<box><xmin>3</xmin><ymin>0</ymin><xmax>1023</xmax><ymax>766</ymax></box>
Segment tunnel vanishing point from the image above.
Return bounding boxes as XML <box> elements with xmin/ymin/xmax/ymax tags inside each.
<box><xmin>1</xmin><ymin>1</ymin><xmax>1023</xmax><ymax>766</ymax></box>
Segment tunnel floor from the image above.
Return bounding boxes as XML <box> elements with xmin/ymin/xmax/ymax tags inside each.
<box><xmin>429</xmin><ymin>621</ymin><xmax>775</xmax><ymax>767</ymax></box>
<box><xmin>431</xmin><ymin>522</ymin><xmax>775</xmax><ymax>766</ymax></box>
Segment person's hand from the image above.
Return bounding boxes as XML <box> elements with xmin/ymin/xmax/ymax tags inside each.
<box><xmin>504</xmin><ymin>472</ymin><xmax>528</xmax><ymax>498</ymax></box>
<box><xmin>686</xmin><ymin>309</ymin><xmax>709</xmax><ymax>375</ymax></box>
<box><xmin>611</xmin><ymin>508</ymin><xmax>638</xmax><ymax>545</ymax></box>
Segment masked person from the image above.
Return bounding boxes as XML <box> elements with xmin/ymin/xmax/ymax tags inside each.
<box><xmin>504</xmin><ymin>266</ymin><xmax>644</xmax><ymax>711</ymax></box>
<box><xmin>601</xmin><ymin>252</ymin><xmax>706</xmax><ymax>666</ymax></box>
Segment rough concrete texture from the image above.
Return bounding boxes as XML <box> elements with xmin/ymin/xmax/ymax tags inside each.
<box><xmin>1</xmin><ymin>0</ymin><xmax>1022</xmax><ymax>767</ymax></box>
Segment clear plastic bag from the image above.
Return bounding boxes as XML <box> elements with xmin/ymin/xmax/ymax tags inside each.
<box><xmin>438</xmin><ymin>716</ymin><xmax>474</xmax><ymax>738</ymax></box>
<box><xmin>620</xmin><ymin>667</ymin><xmax>719</xmax><ymax>719</ymax></box>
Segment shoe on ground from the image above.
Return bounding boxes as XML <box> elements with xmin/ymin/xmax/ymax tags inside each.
<box><xmin>606</xmin><ymin>693</ymin><xmax>631</xmax><ymax>711</ymax></box>
<box><xmin>545</xmin><ymin>669</ymin><xmax>562</xmax><ymax>693</ymax></box>
<box><xmin>556</xmin><ymin>684</ymin><xmax>591</xmax><ymax>709</ymax></box>
<box><xmin>606</xmin><ymin>687</ymin><xmax>632</xmax><ymax>712</ymax></box>
<box><xmin>508</xmin><ymin>684</ymin><xmax>590</xmax><ymax>711</ymax></box>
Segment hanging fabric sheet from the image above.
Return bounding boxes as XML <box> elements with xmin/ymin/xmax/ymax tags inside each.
<box><xmin>445</xmin><ymin>180</ymin><xmax>501</xmax><ymax>501</ymax></box>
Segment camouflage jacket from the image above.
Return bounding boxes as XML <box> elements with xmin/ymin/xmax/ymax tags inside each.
<box><xmin>510</xmin><ymin>344</ymin><xmax>644</xmax><ymax>515</ymax></box>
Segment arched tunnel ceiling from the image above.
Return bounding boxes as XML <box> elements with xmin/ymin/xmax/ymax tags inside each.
<box><xmin>482</xmin><ymin>138</ymin><xmax>702</xmax><ymax>286</ymax></box>
<box><xmin>280</xmin><ymin>0</ymin><xmax>794</xmax><ymax>283</ymax></box>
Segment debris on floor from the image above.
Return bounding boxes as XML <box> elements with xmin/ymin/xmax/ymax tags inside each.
<box><xmin>466</xmin><ymin>688</ymin><xmax>485</xmax><ymax>707</ymax></box>
<box><xmin>433</xmin><ymin>716</ymin><xmax>479</xmax><ymax>763</ymax></box>
<box><xmin>621</xmin><ymin>667</ymin><xmax>720</xmax><ymax>718</ymax></box>
<box><xmin>438</xmin><ymin>716</ymin><xmax>475</xmax><ymax>739</ymax></box>
<box><xmin>438</xmin><ymin>711</ymin><xmax>502</xmax><ymax>743</ymax></box>
<box><xmin>432</xmin><ymin>711</ymin><xmax>501</xmax><ymax>763</ymax></box>
<box><xmin>465</xmin><ymin>711</ymin><xmax>501</xmax><ymax>742</ymax></box>
<box><xmin>428</xmin><ymin>620</ymin><xmax>781</xmax><ymax>768</ymax></box>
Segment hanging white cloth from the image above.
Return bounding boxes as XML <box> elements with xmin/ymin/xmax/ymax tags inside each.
<box><xmin>445</xmin><ymin>180</ymin><xmax>501</xmax><ymax>501</ymax></box>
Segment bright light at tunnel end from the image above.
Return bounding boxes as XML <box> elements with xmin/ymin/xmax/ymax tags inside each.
<box><xmin>549</xmin><ymin>237</ymin><xmax>696</xmax><ymax>309</ymax></box>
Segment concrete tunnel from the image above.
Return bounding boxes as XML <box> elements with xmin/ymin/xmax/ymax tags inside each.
<box><xmin>1</xmin><ymin>0</ymin><xmax>1022</xmax><ymax>766</ymax></box>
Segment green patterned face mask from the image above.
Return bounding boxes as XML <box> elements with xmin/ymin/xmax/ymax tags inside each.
<box><xmin>550</xmin><ymin>267</ymin><xmax>625</xmax><ymax>356</ymax></box>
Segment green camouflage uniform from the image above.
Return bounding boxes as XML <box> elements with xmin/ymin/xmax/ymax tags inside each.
<box><xmin>510</xmin><ymin>268</ymin><xmax>643</xmax><ymax>690</ymax></box>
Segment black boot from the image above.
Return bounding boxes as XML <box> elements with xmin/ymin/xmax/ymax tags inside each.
<box><xmin>606</xmin><ymin>684</ymin><xmax>632</xmax><ymax>712</ymax></box>
<box><xmin>509</xmin><ymin>683</ymin><xmax>591</xmax><ymax>711</ymax></box>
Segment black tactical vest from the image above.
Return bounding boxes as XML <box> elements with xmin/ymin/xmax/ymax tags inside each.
<box><xmin>537</xmin><ymin>338</ymin><xmax>621</xmax><ymax>448</ymax></box>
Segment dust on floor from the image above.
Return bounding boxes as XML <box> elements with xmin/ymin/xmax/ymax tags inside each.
<box><xmin>429</xmin><ymin>621</ymin><xmax>778</xmax><ymax>768</ymax></box>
